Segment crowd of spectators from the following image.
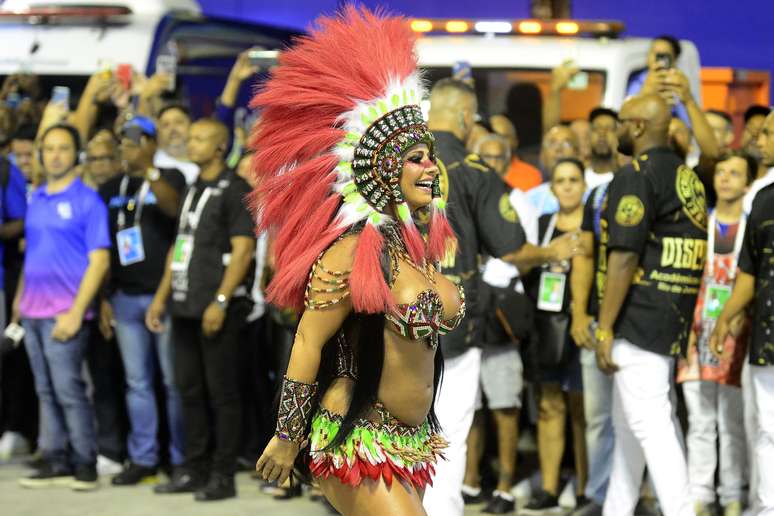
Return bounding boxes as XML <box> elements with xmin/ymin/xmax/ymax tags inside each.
<box><xmin>0</xmin><ymin>33</ymin><xmax>772</xmax><ymax>516</ymax></box>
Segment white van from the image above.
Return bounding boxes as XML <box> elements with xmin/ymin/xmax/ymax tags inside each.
<box><xmin>0</xmin><ymin>0</ymin><xmax>297</xmax><ymax>114</ymax></box>
<box><xmin>413</xmin><ymin>18</ymin><xmax>702</xmax><ymax>138</ymax></box>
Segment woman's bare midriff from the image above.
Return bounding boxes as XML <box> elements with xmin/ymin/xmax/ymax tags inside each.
<box><xmin>318</xmin><ymin>256</ymin><xmax>460</xmax><ymax>428</ymax></box>
<box><xmin>318</xmin><ymin>329</ymin><xmax>435</xmax><ymax>427</ymax></box>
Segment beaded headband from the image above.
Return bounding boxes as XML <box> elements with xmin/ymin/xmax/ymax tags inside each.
<box><xmin>352</xmin><ymin>105</ymin><xmax>435</xmax><ymax>212</ymax></box>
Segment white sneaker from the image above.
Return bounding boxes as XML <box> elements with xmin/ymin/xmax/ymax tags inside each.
<box><xmin>512</xmin><ymin>477</ymin><xmax>532</xmax><ymax>500</ymax></box>
<box><xmin>96</xmin><ymin>455</ymin><xmax>123</xmax><ymax>476</ymax></box>
<box><xmin>558</xmin><ymin>481</ymin><xmax>577</xmax><ymax>508</ymax></box>
<box><xmin>0</xmin><ymin>431</ymin><xmax>30</xmax><ymax>461</ymax></box>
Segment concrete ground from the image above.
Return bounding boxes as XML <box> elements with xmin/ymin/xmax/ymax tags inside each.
<box><xmin>0</xmin><ymin>462</ymin><xmax>508</xmax><ymax>516</ymax></box>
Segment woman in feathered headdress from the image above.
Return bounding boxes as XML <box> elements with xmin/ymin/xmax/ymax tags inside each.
<box><xmin>251</xmin><ymin>6</ymin><xmax>464</xmax><ymax>514</ymax></box>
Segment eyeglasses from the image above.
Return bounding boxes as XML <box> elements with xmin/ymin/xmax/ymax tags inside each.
<box><xmin>479</xmin><ymin>154</ymin><xmax>508</xmax><ymax>161</ymax></box>
<box><xmin>543</xmin><ymin>140</ymin><xmax>575</xmax><ymax>152</ymax></box>
<box><xmin>86</xmin><ymin>155</ymin><xmax>114</xmax><ymax>163</ymax></box>
<box><xmin>591</xmin><ymin>123</ymin><xmax>618</xmax><ymax>134</ymax></box>
<box><xmin>618</xmin><ymin>117</ymin><xmax>649</xmax><ymax>125</ymax></box>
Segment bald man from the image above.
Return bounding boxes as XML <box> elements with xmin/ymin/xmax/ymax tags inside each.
<box><xmin>490</xmin><ymin>114</ymin><xmax>543</xmax><ymax>191</ymax></box>
<box><xmin>736</xmin><ymin>113</ymin><xmax>774</xmax><ymax>515</ymax></box>
<box><xmin>526</xmin><ymin>125</ymin><xmax>581</xmax><ymax>215</ymax></box>
<box><xmin>594</xmin><ymin>94</ymin><xmax>707</xmax><ymax>516</ymax></box>
<box><xmin>151</xmin><ymin>117</ymin><xmax>256</xmax><ymax>501</ymax></box>
<box><xmin>424</xmin><ymin>78</ymin><xmax>527</xmax><ymax>516</ymax></box>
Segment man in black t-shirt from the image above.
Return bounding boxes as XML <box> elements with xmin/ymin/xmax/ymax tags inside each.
<box><xmin>712</xmin><ymin>183</ymin><xmax>774</xmax><ymax>514</ymax></box>
<box><xmin>595</xmin><ymin>94</ymin><xmax>706</xmax><ymax>516</ymax></box>
<box><xmin>423</xmin><ymin>79</ymin><xmax>527</xmax><ymax>516</ymax></box>
<box><xmin>100</xmin><ymin>117</ymin><xmax>187</xmax><ymax>485</ymax></box>
<box><xmin>148</xmin><ymin>118</ymin><xmax>255</xmax><ymax>501</ymax></box>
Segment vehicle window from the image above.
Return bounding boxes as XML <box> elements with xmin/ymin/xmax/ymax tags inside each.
<box><xmin>423</xmin><ymin>67</ymin><xmax>606</xmax><ymax>122</ymax></box>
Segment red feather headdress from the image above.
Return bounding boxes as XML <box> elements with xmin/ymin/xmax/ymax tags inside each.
<box><xmin>250</xmin><ymin>6</ymin><xmax>455</xmax><ymax>313</ymax></box>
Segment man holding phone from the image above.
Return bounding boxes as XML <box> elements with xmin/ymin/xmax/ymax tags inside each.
<box><xmin>626</xmin><ymin>35</ymin><xmax>693</xmax><ymax>127</ymax></box>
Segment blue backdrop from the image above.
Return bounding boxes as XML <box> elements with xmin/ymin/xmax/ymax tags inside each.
<box><xmin>197</xmin><ymin>0</ymin><xmax>773</xmax><ymax>83</ymax></box>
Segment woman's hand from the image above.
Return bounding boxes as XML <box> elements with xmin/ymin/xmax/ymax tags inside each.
<box><xmin>571</xmin><ymin>311</ymin><xmax>595</xmax><ymax>350</ymax></box>
<box><xmin>255</xmin><ymin>436</ymin><xmax>300</xmax><ymax>485</ymax></box>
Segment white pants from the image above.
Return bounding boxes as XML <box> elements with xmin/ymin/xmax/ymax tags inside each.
<box><xmin>603</xmin><ymin>339</ymin><xmax>693</xmax><ymax>516</ymax></box>
<box><xmin>423</xmin><ymin>347</ymin><xmax>482</xmax><ymax>516</ymax></box>
<box><xmin>682</xmin><ymin>380</ymin><xmax>747</xmax><ymax>505</ymax></box>
<box><xmin>751</xmin><ymin>365</ymin><xmax>774</xmax><ymax>515</ymax></box>
<box><xmin>743</xmin><ymin>359</ymin><xmax>760</xmax><ymax>512</ymax></box>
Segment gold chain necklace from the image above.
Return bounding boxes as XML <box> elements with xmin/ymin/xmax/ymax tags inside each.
<box><xmin>384</xmin><ymin>224</ymin><xmax>435</xmax><ymax>285</ymax></box>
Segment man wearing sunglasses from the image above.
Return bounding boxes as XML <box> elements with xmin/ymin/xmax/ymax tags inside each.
<box><xmin>595</xmin><ymin>94</ymin><xmax>707</xmax><ymax>516</ymax></box>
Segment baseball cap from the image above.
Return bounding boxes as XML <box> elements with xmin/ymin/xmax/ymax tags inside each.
<box><xmin>121</xmin><ymin>115</ymin><xmax>157</xmax><ymax>143</ymax></box>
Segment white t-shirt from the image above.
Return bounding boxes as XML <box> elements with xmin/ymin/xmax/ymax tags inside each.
<box><xmin>584</xmin><ymin>167</ymin><xmax>614</xmax><ymax>191</ymax></box>
<box><xmin>154</xmin><ymin>149</ymin><xmax>200</xmax><ymax>185</ymax></box>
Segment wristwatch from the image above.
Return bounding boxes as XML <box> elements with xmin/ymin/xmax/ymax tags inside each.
<box><xmin>146</xmin><ymin>167</ymin><xmax>161</xmax><ymax>182</ymax></box>
<box><xmin>214</xmin><ymin>294</ymin><xmax>229</xmax><ymax>311</ymax></box>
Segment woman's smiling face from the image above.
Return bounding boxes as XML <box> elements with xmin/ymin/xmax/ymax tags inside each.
<box><xmin>398</xmin><ymin>143</ymin><xmax>438</xmax><ymax>212</ymax></box>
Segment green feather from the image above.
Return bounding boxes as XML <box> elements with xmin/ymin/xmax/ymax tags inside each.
<box><xmin>397</xmin><ymin>203</ymin><xmax>411</xmax><ymax>221</ymax></box>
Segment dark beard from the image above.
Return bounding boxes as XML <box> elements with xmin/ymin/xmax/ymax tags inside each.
<box><xmin>617</xmin><ymin>139</ymin><xmax>634</xmax><ymax>157</ymax></box>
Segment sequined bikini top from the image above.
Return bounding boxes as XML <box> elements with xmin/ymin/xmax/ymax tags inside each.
<box><xmin>385</xmin><ymin>285</ymin><xmax>466</xmax><ymax>350</ymax></box>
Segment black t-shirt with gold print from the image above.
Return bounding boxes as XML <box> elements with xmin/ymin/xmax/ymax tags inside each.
<box><xmin>738</xmin><ymin>183</ymin><xmax>774</xmax><ymax>366</ymax></box>
<box><xmin>432</xmin><ymin>131</ymin><xmax>527</xmax><ymax>358</ymax></box>
<box><xmin>604</xmin><ymin>146</ymin><xmax>707</xmax><ymax>356</ymax></box>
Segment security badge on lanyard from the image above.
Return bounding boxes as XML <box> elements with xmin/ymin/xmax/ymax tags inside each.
<box><xmin>116</xmin><ymin>176</ymin><xmax>150</xmax><ymax>267</ymax></box>
<box><xmin>537</xmin><ymin>213</ymin><xmax>569</xmax><ymax>313</ymax></box>
<box><xmin>170</xmin><ymin>186</ymin><xmax>213</xmax><ymax>273</ymax></box>
<box><xmin>702</xmin><ymin>210</ymin><xmax>746</xmax><ymax>321</ymax></box>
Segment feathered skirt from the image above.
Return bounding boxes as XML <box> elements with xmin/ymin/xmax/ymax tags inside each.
<box><xmin>308</xmin><ymin>402</ymin><xmax>447</xmax><ymax>489</ymax></box>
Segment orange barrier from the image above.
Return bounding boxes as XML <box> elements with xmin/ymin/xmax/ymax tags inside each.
<box><xmin>701</xmin><ymin>67</ymin><xmax>770</xmax><ymax>146</ymax></box>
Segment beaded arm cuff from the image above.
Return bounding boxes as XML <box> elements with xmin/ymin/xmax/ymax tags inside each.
<box><xmin>275</xmin><ymin>376</ymin><xmax>319</xmax><ymax>443</ymax></box>
<box><xmin>305</xmin><ymin>254</ymin><xmax>351</xmax><ymax>310</ymax></box>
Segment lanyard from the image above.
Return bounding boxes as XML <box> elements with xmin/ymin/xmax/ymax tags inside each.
<box><xmin>593</xmin><ymin>183</ymin><xmax>609</xmax><ymax>239</ymax></box>
<box><xmin>706</xmin><ymin>209</ymin><xmax>746</xmax><ymax>279</ymax></box>
<box><xmin>117</xmin><ymin>175</ymin><xmax>150</xmax><ymax>230</ymax></box>
<box><xmin>541</xmin><ymin>213</ymin><xmax>558</xmax><ymax>248</ymax></box>
<box><xmin>178</xmin><ymin>186</ymin><xmax>213</xmax><ymax>233</ymax></box>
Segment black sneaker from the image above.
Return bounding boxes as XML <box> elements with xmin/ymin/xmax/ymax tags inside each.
<box><xmin>154</xmin><ymin>468</ymin><xmax>207</xmax><ymax>494</ymax></box>
<box><xmin>571</xmin><ymin>497</ymin><xmax>603</xmax><ymax>516</ymax></box>
<box><xmin>18</xmin><ymin>463</ymin><xmax>73</xmax><ymax>488</ymax></box>
<box><xmin>521</xmin><ymin>489</ymin><xmax>561</xmax><ymax>514</ymax></box>
<box><xmin>483</xmin><ymin>491</ymin><xmax>515</xmax><ymax>514</ymax></box>
<box><xmin>462</xmin><ymin>484</ymin><xmax>485</xmax><ymax>505</ymax></box>
<box><xmin>25</xmin><ymin>452</ymin><xmax>46</xmax><ymax>471</ymax></box>
<box><xmin>194</xmin><ymin>473</ymin><xmax>236</xmax><ymax>502</ymax></box>
<box><xmin>70</xmin><ymin>464</ymin><xmax>99</xmax><ymax>491</ymax></box>
<box><xmin>111</xmin><ymin>463</ymin><xmax>158</xmax><ymax>486</ymax></box>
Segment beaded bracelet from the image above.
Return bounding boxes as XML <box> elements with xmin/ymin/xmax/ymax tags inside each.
<box><xmin>275</xmin><ymin>376</ymin><xmax>319</xmax><ymax>443</ymax></box>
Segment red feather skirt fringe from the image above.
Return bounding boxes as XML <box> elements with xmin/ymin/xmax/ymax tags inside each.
<box><xmin>307</xmin><ymin>406</ymin><xmax>447</xmax><ymax>490</ymax></box>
